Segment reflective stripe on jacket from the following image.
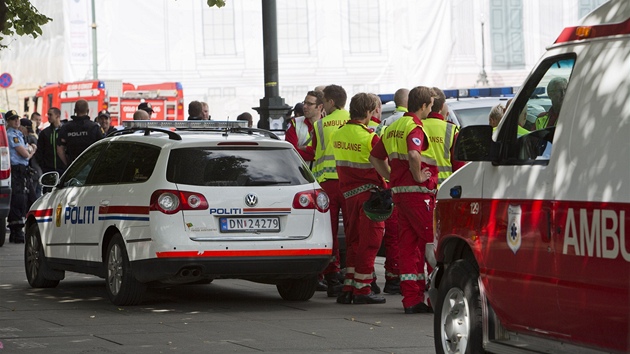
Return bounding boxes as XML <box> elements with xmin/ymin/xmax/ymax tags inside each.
<box><xmin>421</xmin><ymin>118</ymin><xmax>457</xmax><ymax>187</ymax></box>
<box><xmin>312</xmin><ymin>109</ymin><xmax>349</xmax><ymax>183</ymax></box>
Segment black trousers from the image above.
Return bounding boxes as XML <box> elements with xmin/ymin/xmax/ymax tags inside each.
<box><xmin>8</xmin><ymin>165</ymin><xmax>28</xmax><ymax>235</ymax></box>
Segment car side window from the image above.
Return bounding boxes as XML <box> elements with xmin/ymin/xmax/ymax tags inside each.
<box><xmin>501</xmin><ymin>54</ymin><xmax>576</xmax><ymax>165</ymax></box>
<box><xmin>60</xmin><ymin>143</ymin><xmax>106</xmax><ymax>188</ymax></box>
<box><xmin>119</xmin><ymin>144</ymin><xmax>160</xmax><ymax>183</ymax></box>
<box><xmin>88</xmin><ymin>143</ymin><xmax>130</xmax><ymax>185</ymax></box>
<box><xmin>88</xmin><ymin>142</ymin><xmax>161</xmax><ymax>185</ymax></box>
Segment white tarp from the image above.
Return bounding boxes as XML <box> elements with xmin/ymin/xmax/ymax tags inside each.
<box><xmin>0</xmin><ymin>0</ymin><xmax>593</xmax><ymax>124</ymax></box>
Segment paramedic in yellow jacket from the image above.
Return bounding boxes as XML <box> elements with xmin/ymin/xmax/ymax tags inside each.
<box><xmin>423</xmin><ymin>87</ymin><xmax>465</xmax><ymax>188</ymax></box>
<box><xmin>311</xmin><ymin>84</ymin><xmax>350</xmax><ymax>297</ymax></box>
<box><xmin>370</xmin><ymin>86</ymin><xmax>438</xmax><ymax>314</ymax></box>
<box><xmin>332</xmin><ymin>93</ymin><xmax>388</xmax><ymax>305</ymax></box>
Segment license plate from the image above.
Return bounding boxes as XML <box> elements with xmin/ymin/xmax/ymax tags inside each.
<box><xmin>219</xmin><ymin>217</ymin><xmax>280</xmax><ymax>232</ymax></box>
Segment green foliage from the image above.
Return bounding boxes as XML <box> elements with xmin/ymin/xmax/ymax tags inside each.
<box><xmin>0</xmin><ymin>0</ymin><xmax>52</xmax><ymax>49</ymax></box>
<box><xmin>207</xmin><ymin>0</ymin><xmax>226</xmax><ymax>8</ymax></box>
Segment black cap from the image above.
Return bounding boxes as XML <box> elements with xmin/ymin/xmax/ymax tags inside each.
<box><xmin>4</xmin><ymin>110</ymin><xmax>19</xmax><ymax>121</ymax></box>
<box><xmin>98</xmin><ymin>109</ymin><xmax>110</xmax><ymax>119</ymax></box>
<box><xmin>138</xmin><ymin>102</ymin><xmax>154</xmax><ymax>114</ymax></box>
<box><xmin>20</xmin><ymin>118</ymin><xmax>34</xmax><ymax>133</ymax></box>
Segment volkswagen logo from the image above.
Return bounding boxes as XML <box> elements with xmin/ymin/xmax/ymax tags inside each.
<box><xmin>245</xmin><ymin>193</ymin><xmax>258</xmax><ymax>207</ymax></box>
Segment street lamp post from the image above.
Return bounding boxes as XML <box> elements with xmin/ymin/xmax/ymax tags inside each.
<box><xmin>253</xmin><ymin>0</ymin><xmax>291</xmax><ymax>130</ymax></box>
<box><xmin>477</xmin><ymin>18</ymin><xmax>489</xmax><ymax>86</ymax></box>
<box><xmin>91</xmin><ymin>0</ymin><xmax>98</xmax><ymax>80</ymax></box>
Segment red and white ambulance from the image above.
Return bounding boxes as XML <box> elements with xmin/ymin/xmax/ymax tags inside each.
<box><xmin>429</xmin><ymin>1</ymin><xmax>630</xmax><ymax>353</ymax></box>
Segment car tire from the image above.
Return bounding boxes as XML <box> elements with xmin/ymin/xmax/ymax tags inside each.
<box><xmin>24</xmin><ymin>224</ymin><xmax>61</xmax><ymax>288</ymax></box>
<box><xmin>433</xmin><ymin>259</ymin><xmax>483</xmax><ymax>354</ymax></box>
<box><xmin>105</xmin><ymin>235</ymin><xmax>146</xmax><ymax>306</ymax></box>
<box><xmin>0</xmin><ymin>217</ymin><xmax>5</xmax><ymax>247</ymax></box>
<box><xmin>276</xmin><ymin>276</ymin><xmax>318</xmax><ymax>301</ymax></box>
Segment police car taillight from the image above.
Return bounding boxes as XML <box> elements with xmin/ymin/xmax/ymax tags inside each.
<box><xmin>555</xmin><ymin>17</ymin><xmax>630</xmax><ymax>43</ymax></box>
<box><xmin>150</xmin><ymin>190</ymin><xmax>209</xmax><ymax>214</ymax></box>
<box><xmin>293</xmin><ymin>189</ymin><xmax>330</xmax><ymax>213</ymax></box>
<box><xmin>0</xmin><ymin>124</ymin><xmax>10</xmax><ymax>179</ymax></box>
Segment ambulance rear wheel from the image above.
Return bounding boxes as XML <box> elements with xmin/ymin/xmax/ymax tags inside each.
<box><xmin>105</xmin><ymin>235</ymin><xmax>146</xmax><ymax>305</ymax></box>
<box><xmin>434</xmin><ymin>259</ymin><xmax>484</xmax><ymax>354</ymax></box>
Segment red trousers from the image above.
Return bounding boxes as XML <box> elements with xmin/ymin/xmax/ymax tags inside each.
<box><xmin>320</xmin><ymin>179</ymin><xmax>345</xmax><ymax>275</ymax></box>
<box><xmin>383</xmin><ymin>206</ymin><xmax>399</xmax><ymax>280</ymax></box>
<box><xmin>342</xmin><ymin>191</ymin><xmax>384</xmax><ymax>295</ymax></box>
<box><xmin>395</xmin><ymin>193</ymin><xmax>435</xmax><ymax>308</ymax></box>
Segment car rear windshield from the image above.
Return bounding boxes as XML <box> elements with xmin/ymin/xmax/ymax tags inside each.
<box><xmin>166</xmin><ymin>147</ymin><xmax>315</xmax><ymax>186</ymax></box>
<box><xmin>453</xmin><ymin>106</ymin><xmax>494</xmax><ymax>127</ymax></box>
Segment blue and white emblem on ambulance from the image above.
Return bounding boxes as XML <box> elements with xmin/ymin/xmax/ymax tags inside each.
<box><xmin>507</xmin><ymin>205</ymin><xmax>522</xmax><ymax>254</ymax></box>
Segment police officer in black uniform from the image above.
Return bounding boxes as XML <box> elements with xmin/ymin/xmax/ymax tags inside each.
<box><xmin>56</xmin><ymin>99</ymin><xmax>102</xmax><ymax>167</ymax></box>
<box><xmin>5</xmin><ymin>110</ymin><xmax>37</xmax><ymax>243</ymax></box>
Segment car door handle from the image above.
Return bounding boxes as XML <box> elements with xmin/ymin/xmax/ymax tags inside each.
<box><xmin>67</xmin><ymin>201</ymin><xmax>77</xmax><ymax>207</ymax></box>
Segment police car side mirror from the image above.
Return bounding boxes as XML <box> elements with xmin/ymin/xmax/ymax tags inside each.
<box><xmin>40</xmin><ymin>171</ymin><xmax>60</xmax><ymax>187</ymax></box>
<box><xmin>454</xmin><ymin>125</ymin><xmax>496</xmax><ymax>161</ymax></box>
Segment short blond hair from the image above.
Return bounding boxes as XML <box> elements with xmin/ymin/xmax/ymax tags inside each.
<box><xmin>488</xmin><ymin>104</ymin><xmax>504</xmax><ymax>127</ymax></box>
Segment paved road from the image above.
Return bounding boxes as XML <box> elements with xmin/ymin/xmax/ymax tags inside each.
<box><xmin>0</xmin><ymin>241</ymin><xmax>436</xmax><ymax>353</ymax></box>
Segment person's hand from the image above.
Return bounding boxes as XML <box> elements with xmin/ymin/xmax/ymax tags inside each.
<box><xmin>418</xmin><ymin>167</ymin><xmax>431</xmax><ymax>183</ymax></box>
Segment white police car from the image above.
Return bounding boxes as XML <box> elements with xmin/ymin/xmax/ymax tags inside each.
<box><xmin>380</xmin><ymin>87</ymin><xmax>550</xmax><ymax>129</ymax></box>
<box><xmin>25</xmin><ymin>121</ymin><xmax>332</xmax><ymax>305</ymax></box>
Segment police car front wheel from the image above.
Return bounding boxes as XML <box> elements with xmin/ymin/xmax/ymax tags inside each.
<box><xmin>24</xmin><ymin>224</ymin><xmax>61</xmax><ymax>288</ymax></box>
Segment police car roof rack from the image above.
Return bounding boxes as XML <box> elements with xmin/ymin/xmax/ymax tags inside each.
<box><xmin>107</xmin><ymin>127</ymin><xmax>182</xmax><ymax>140</ymax></box>
<box><xmin>118</xmin><ymin>120</ymin><xmax>279</xmax><ymax>140</ymax></box>
<box><xmin>224</xmin><ymin>127</ymin><xmax>280</xmax><ymax>140</ymax></box>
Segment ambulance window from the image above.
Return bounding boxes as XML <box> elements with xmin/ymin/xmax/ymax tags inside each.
<box><xmin>502</xmin><ymin>54</ymin><xmax>575</xmax><ymax>164</ymax></box>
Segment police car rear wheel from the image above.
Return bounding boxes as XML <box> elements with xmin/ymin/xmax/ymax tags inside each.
<box><xmin>105</xmin><ymin>235</ymin><xmax>146</xmax><ymax>306</ymax></box>
<box><xmin>0</xmin><ymin>218</ymin><xmax>5</xmax><ymax>247</ymax></box>
<box><xmin>24</xmin><ymin>224</ymin><xmax>60</xmax><ymax>288</ymax></box>
<box><xmin>434</xmin><ymin>259</ymin><xmax>483</xmax><ymax>354</ymax></box>
<box><xmin>276</xmin><ymin>276</ymin><xmax>318</xmax><ymax>301</ymax></box>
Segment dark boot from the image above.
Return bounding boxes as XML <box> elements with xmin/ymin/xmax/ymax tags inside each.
<box><xmin>370</xmin><ymin>279</ymin><xmax>381</xmax><ymax>294</ymax></box>
<box><xmin>383</xmin><ymin>278</ymin><xmax>401</xmax><ymax>294</ymax></box>
<box><xmin>13</xmin><ymin>230</ymin><xmax>24</xmax><ymax>244</ymax></box>
<box><xmin>353</xmin><ymin>291</ymin><xmax>386</xmax><ymax>304</ymax></box>
<box><xmin>325</xmin><ymin>273</ymin><xmax>343</xmax><ymax>298</ymax></box>
<box><xmin>316</xmin><ymin>279</ymin><xmax>328</xmax><ymax>291</ymax></box>
<box><xmin>336</xmin><ymin>291</ymin><xmax>353</xmax><ymax>304</ymax></box>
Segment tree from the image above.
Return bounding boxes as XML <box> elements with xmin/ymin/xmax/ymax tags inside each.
<box><xmin>207</xmin><ymin>0</ymin><xmax>226</xmax><ymax>8</ymax></box>
<box><xmin>0</xmin><ymin>0</ymin><xmax>51</xmax><ymax>49</ymax></box>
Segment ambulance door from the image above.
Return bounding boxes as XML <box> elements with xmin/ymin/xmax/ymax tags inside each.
<box><xmin>479</xmin><ymin>54</ymin><xmax>576</xmax><ymax>335</ymax></box>
<box><xmin>53</xmin><ymin>143</ymin><xmax>108</xmax><ymax>261</ymax></box>
<box><xmin>552</xmin><ymin>39</ymin><xmax>630</xmax><ymax>351</ymax></box>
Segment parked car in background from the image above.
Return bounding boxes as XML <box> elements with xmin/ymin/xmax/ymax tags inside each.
<box><xmin>0</xmin><ymin>113</ymin><xmax>11</xmax><ymax>247</ymax></box>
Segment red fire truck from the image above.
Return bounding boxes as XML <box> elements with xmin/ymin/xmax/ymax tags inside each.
<box><xmin>33</xmin><ymin>80</ymin><xmax>184</xmax><ymax>126</ymax></box>
<box><xmin>117</xmin><ymin>82</ymin><xmax>184</xmax><ymax>124</ymax></box>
